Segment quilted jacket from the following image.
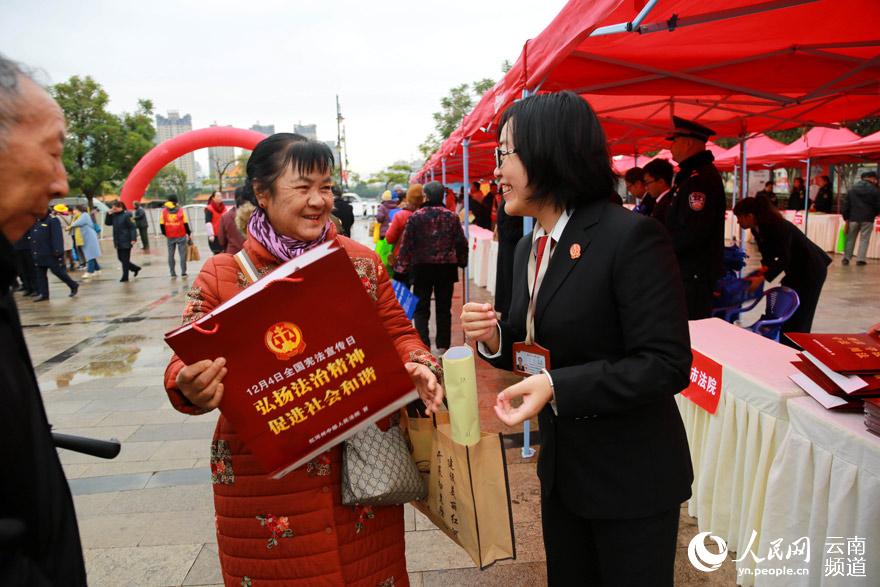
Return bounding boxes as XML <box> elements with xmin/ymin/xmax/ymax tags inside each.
<box><xmin>164</xmin><ymin>226</ymin><xmax>440</xmax><ymax>587</ymax></box>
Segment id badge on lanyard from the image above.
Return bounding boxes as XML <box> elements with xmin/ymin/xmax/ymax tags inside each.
<box><xmin>513</xmin><ymin>233</ymin><xmax>552</xmax><ymax>378</ymax></box>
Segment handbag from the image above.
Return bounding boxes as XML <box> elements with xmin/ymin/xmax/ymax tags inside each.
<box><xmin>187</xmin><ymin>241</ymin><xmax>201</xmax><ymax>261</ymax></box>
<box><xmin>341</xmin><ymin>414</ymin><xmax>426</xmax><ymax>506</ymax></box>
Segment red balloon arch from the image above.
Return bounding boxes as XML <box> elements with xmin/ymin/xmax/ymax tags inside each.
<box><xmin>120</xmin><ymin>127</ymin><xmax>268</xmax><ymax>207</ymax></box>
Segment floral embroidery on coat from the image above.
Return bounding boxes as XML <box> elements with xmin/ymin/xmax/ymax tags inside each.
<box><xmin>354</xmin><ymin>505</ymin><xmax>375</xmax><ymax>534</ymax></box>
<box><xmin>241</xmin><ymin>577</ymin><xmax>253</xmax><ymax>587</ymax></box>
<box><xmin>306</xmin><ymin>452</ymin><xmax>331</xmax><ymax>477</ymax></box>
<box><xmin>256</xmin><ymin>514</ymin><xmax>294</xmax><ymax>549</ymax></box>
<box><xmin>210</xmin><ymin>439</ymin><xmax>235</xmax><ymax>485</ymax></box>
<box><xmin>182</xmin><ymin>286</ymin><xmax>205</xmax><ymax>325</ymax></box>
<box><xmin>377</xmin><ymin>578</ymin><xmax>395</xmax><ymax>587</ymax></box>
<box><xmin>351</xmin><ymin>257</ymin><xmax>378</xmax><ymax>301</ymax></box>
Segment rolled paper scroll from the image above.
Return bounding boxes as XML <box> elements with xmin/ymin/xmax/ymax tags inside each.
<box><xmin>442</xmin><ymin>346</ymin><xmax>481</xmax><ymax>446</ymax></box>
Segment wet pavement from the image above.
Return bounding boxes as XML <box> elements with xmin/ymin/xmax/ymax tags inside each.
<box><xmin>19</xmin><ymin>219</ymin><xmax>880</xmax><ymax>586</ymax></box>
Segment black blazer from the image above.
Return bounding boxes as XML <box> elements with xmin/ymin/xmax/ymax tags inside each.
<box><xmin>483</xmin><ymin>200</ymin><xmax>694</xmax><ymax>519</ymax></box>
<box><xmin>752</xmin><ymin>219</ymin><xmax>831</xmax><ymax>287</ymax></box>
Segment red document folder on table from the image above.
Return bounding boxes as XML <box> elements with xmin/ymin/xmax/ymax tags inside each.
<box><xmin>165</xmin><ymin>242</ymin><xmax>417</xmax><ymax>478</ymax></box>
<box><xmin>785</xmin><ymin>332</ymin><xmax>880</xmax><ymax>374</ymax></box>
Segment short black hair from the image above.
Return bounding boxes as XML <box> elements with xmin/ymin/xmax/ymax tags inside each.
<box><xmin>624</xmin><ymin>167</ymin><xmax>645</xmax><ymax>184</ymax></box>
<box><xmin>497</xmin><ymin>91</ymin><xmax>616</xmax><ymax>210</ymax></box>
<box><xmin>764</xmin><ymin>181</ymin><xmax>774</xmax><ymax>188</ymax></box>
<box><xmin>167</xmin><ymin>194</ymin><xmax>178</xmax><ymax>204</ymax></box>
<box><xmin>234</xmin><ymin>184</ymin><xmax>256</xmax><ymax>208</ymax></box>
<box><xmin>643</xmin><ymin>158</ymin><xmax>674</xmax><ymax>186</ymax></box>
<box><xmin>114</xmin><ymin>200</ymin><xmax>127</xmax><ymax>210</ymax></box>
<box><xmin>331</xmin><ymin>184</ymin><xmax>343</xmax><ymax>198</ymax></box>
<box><xmin>861</xmin><ymin>171</ymin><xmax>878</xmax><ymax>180</ymax></box>
<box><xmin>424</xmin><ymin>181</ymin><xmax>445</xmax><ymax>204</ymax></box>
<box><xmin>246</xmin><ymin>133</ymin><xmax>335</xmax><ymax>195</ymax></box>
<box><xmin>733</xmin><ymin>195</ymin><xmax>782</xmax><ymax>224</ymax></box>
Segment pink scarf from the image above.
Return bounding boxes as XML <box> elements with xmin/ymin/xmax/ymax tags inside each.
<box><xmin>247</xmin><ymin>206</ymin><xmax>332</xmax><ymax>262</ymax></box>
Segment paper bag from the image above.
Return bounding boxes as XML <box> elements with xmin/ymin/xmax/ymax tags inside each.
<box><xmin>406</xmin><ymin>415</ymin><xmax>516</xmax><ymax>569</ymax></box>
<box><xmin>187</xmin><ymin>242</ymin><xmax>201</xmax><ymax>261</ymax></box>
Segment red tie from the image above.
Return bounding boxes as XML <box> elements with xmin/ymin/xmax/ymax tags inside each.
<box><xmin>533</xmin><ymin>235</ymin><xmax>550</xmax><ymax>292</ymax></box>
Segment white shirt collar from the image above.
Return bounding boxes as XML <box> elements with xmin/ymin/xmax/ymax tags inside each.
<box><xmin>533</xmin><ymin>208</ymin><xmax>571</xmax><ymax>253</ymax></box>
<box><xmin>654</xmin><ymin>188</ymin><xmax>672</xmax><ymax>205</ymax></box>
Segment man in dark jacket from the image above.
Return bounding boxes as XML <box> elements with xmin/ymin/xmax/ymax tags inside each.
<box><xmin>395</xmin><ymin>181</ymin><xmax>468</xmax><ymax>352</ymax></box>
<box><xmin>30</xmin><ymin>210</ymin><xmax>78</xmax><ymax>301</ymax></box>
<box><xmin>0</xmin><ymin>54</ymin><xmax>88</xmax><ymax>586</ymax></box>
<box><xmin>331</xmin><ymin>185</ymin><xmax>354</xmax><ymax>237</ymax></box>
<box><xmin>842</xmin><ymin>171</ymin><xmax>879</xmax><ymax>266</ymax></box>
<box><xmin>105</xmin><ymin>200</ymin><xmax>141</xmax><ymax>282</ymax></box>
<box><xmin>662</xmin><ymin>116</ymin><xmax>726</xmax><ymax>319</ymax></box>
<box><xmin>133</xmin><ymin>200</ymin><xmax>150</xmax><ymax>250</ymax></box>
<box><xmin>13</xmin><ymin>229</ymin><xmax>37</xmax><ymax>296</ymax></box>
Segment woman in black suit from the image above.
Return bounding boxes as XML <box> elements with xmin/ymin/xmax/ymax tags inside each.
<box><xmin>734</xmin><ymin>196</ymin><xmax>830</xmax><ymax>339</ymax></box>
<box><xmin>461</xmin><ymin>91</ymin><xmax>693</xmax><ymax>586</ymax></box>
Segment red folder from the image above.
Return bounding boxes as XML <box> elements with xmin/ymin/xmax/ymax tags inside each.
<box><xmin>786</xmin><ymin>332</ymin><xmax>880</xmax><ymax>374</ymax></box>
<box><xmin>792</xmin><ymin>356</ymin><xmax>880</xmax><ymax>397</ymax></box>
<box><xmin>165</xmin><ymin>243</ymin><xmax>417</xmax><ymax>478</ymax></box>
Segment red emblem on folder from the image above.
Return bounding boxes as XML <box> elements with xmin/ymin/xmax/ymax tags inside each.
<box><xmin>265</xmin><ymin>322</ymin><xmax>305</xmax><ymax>360</ymax></box>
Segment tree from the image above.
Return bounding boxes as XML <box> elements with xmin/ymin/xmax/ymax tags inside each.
<box><xmin>418</xmin><ymin>70</ymin><xmax>503</xmax><ymax>161</ymax></box>
<box><xmin>847</xmin><ymin>116</ymin><xmax>880</xmax><ymax>137</ymax></box>
<box><xmin>372</xmin><ymin>163</ymin><xmax>413</xmax><ymax>188</ymax></box>
<box><xmin>213</xmin><ymin>157</ymin><xmax>236</xmax><ymax>193</ymax></box>
<box><xmin>146</xmin><ymin>165</ymin><xmax>189</xmax><ymax>203</ymax></box>
<box><xmin>52</xmin><ymin>76</ymin><xmax>155</xmax><ymax>201</ymax></box>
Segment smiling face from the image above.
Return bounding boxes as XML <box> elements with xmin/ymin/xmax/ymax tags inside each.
<box><xmin>255</xmin><ymin>164</ymin><xmax>333</xmax><ymax>241</ymax></box>
<box><xmin>0</xmin><ymin>78</ymin><xmax>69</xmax><ymax>242</ymax></box>
<box><xmin>494</xmin><ymin>120</ymin><xmax>536</xmax><ymax>217</ymax></box>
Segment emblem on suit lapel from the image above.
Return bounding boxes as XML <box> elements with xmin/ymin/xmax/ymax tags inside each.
<box><xmin>569</xmin><ymin>243</ymin><xmax>581</xmax><ymax>260</ymax></box>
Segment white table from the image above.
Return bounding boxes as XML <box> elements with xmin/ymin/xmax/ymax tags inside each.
<box><xmin>756</xmin><ymin>397</ymin><xmax>880</xmax><ymax>586</ymax></box>
<box><xmin>678</xmin><ymin>318</ymin><xmax>805</xmax><ymax>584</ymax></box>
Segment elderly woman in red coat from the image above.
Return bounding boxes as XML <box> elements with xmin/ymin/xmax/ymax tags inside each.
<box><xmin>164</xmin><ymin>133</ymin><xmax>444</xmax><ymax>587</ymax></box>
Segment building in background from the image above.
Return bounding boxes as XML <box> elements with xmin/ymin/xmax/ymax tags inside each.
<box><xmin>155</xmin><ymin>110</ymin><xmax>197</xmax><ymax>184</ymax></box>
<box><xmin>251</xmin><ymin>122</ymin><xmax>275</xmax><ymax>136</ymax></box>
<box><xmin>323</xmin><ymin>140</ymin><xmax>342</xmax><ymax>168</ymax></box>
<box><xmin>294</xmin><ymin>123</ymin><xmax>317</xmax><ymax>140</ymax></box>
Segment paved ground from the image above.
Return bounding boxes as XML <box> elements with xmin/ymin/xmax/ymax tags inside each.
<box><xmin>18</xmin><ymin>218</ymin><xmax>879</xmax><ymax>586</ymax></box>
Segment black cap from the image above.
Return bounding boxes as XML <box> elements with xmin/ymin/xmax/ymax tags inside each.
<box><xmin>666</xmin><ymin>116</ymin><xmax>716</xmax><ymax>142</ymax></box>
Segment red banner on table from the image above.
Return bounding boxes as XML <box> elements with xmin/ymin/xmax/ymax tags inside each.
<box><xmin>793</xmin><ymin>211</ymin><xmax>804</xmax><ymax>225</ymax></box>
<box><xmin>681</xmin><ymin>349</ymin><xmax>723</xmax><ymax>414</ymax></box>
<box><xmin>165</xmin><ymin>243</ymin><xmax>417</xmax><ymax>478</ymax></box>
<box><xmin>875</xmin><ymin>216</ymin><xmax>880</xmax><ymax>232</ymax></box>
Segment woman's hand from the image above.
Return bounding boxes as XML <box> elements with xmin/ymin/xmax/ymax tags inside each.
<box><xmin>494</xmin><ymin>372</ymin><xmax>554</xmax><ymax>426</ymax></box>
<box><xmin>175</xmin><ymin>357</ymin><xmax>228</xmax><ymax>410</ymax></box>
<box><xmin>461</xmin><ymin>302</ymin><xmax>499</xmax><ymax>352</ymax></box>
<box><xmin>405</xmin><ymin>362</ymin><xmax>444</xmax><ymax>416</ymax></box>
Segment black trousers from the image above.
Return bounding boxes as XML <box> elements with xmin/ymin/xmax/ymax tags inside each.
<box><xmin>780</xmin><ymin>270</ymin><xmax>827</xmax><ymax>344</ymax></box>
<box><xmin>14</xmin><ymin>249</ymin><xmax>36</xmax><ymax>293</ymax></box>
<box><xmin>35</xmin><ymin>260</ymin><xmax>78</xmax><ymax>298</ymax></box>
<box><xmin>138</xmin><ymin>225</ymin><xmax>150</xmax><ymax>249</ymax></box>
<box><xmin>541</xmin><ymin>490</ymin><xmax>679</xmax><ymax>586</ymax></box>
<box><xmin>684</xmin><ymin>279</ymin><xmax>713</xmax><ymax>320</ymax></box>
<box><xmin>116</xmin><ymin>248</ymin><xmax>141</xmax><ymax>281</ymax></box>
<box><xmin>412</xmin><ymin>264</ymin><xmax>457</xmax><ymax>350</ymax></box>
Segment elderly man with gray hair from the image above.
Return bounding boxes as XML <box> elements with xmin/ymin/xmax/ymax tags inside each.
<box><xmin>0</xmin><ymin>54</ymin><xmax>87</xmax><ymax>585</ymax></box>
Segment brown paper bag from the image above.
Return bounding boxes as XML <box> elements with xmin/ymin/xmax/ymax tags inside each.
<box><xmin>187</xmin><ymin>242</ymin><xmax>201</xmax><ymax>261</ymax></box>
<box><xmin>406</xmin><ymin>414</ymin><xmax>516</xmax><ymax>569</ymax></box>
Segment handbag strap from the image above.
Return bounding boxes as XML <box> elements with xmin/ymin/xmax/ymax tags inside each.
<box><xmin>234</xmin><ymin>249</ymin><xmax>259</xmax><ymax>285</ymax></box>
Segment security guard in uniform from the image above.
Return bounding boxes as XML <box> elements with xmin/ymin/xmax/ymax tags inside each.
<box><xmin>660</xmin><ymin>116</ymin><xmax>726</xmax><ymax>319</ymax></box>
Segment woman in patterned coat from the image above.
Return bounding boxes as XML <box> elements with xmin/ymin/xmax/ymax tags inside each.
<box><xmin>164</xmin><ymin>133</ymin><xmax>444</xmax><ymax>587</ymax></box>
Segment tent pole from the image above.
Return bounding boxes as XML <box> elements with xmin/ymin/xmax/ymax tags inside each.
<box><xmin>804</xmin><ymin>157</ymin><xmax>812</xmax><ymax>233</ymax></box>
<box><xmin>430</xmin><ymin>168</ymin><xmax>435</xmax><ymax>182</ymax></box>
<box><xmin>518</xmin><ymin>88</ymin><xmax>536</xmax><ymax>460</ymax></box>
<box><xmin>462</xmin><ymin>139</ymin><xmax>471</xmax><ymax>307</ymax></box>
<box><xmin>732</xmin><ymin>164</ymin><xmax>740</xmax><ymax>241</ymax></box>
<box><xmin>740</xmin><ymin>139</ymin><xmax>748</xmax><ymax>250</ymax></box>
<box><xmin>441</xmin><ymin>157</ymin><xmax>447</xmax><ymax>187</ymax></box>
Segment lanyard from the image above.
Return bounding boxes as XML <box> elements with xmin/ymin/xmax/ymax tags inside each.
<box><xmin>525</xmin><ymin>233</ymin><xmax>553</xmax><ymax>345</ymax></box>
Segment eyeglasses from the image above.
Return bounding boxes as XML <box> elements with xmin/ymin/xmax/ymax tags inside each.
<box><xmin>495</xmin><ymin>147</ymin><xmax>517</xmax><ymax>168</ymax></box>
<box><xmin>644</xmin><ymin>178</ymin><xmax>658</xmax><ymax>185</ymax></box>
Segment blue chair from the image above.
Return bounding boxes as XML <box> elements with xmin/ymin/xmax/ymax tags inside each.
<box><xmin>739</xmin><ymin>286</ymin><xmax>801</xmax><ymax>342</ymax></box>
<box><xmin>712</xmin><ymin>272</ymin><xmax>765</xmax><ymax>323</ymax></box>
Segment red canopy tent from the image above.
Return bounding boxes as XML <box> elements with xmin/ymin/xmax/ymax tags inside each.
<box><xmin>418</xmin><ymin>0</ymin><xmax>880</xmax><ymax>190</ymax></box>
<box><xmin>746</xmin><ymin>126</ymin><xmax>862</xmax><ymax>166</ymax></box>
<box><xmin>714</xmin><ymin>134</ymin><xmax>786</xmax><ymax>170</ymax></box>
<box><xmin>809</xmin><ymin>129</ymin><xmax>880</xmax><ymax>161</ymax></box>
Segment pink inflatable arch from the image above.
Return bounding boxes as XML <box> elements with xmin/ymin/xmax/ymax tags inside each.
<box><xmin>120</xmin><ymin>127</ymin><xmax>268</xmax><ymax>207</ymax></box>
